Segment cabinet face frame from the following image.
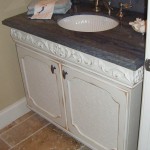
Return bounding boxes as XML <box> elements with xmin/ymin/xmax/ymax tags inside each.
<box><xmin>17</xmin><ymin>44</ymin><xmax>67</xmax><ymax>128</ymax></box>
<box><xmin>62</xmin><ymin>65</ymin><xmax>129</xmax><ymax>150</ymax></box>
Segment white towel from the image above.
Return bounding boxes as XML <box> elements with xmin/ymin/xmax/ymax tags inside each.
<box><xmin>27</xmin><ymin>1</ymin><xmax>71</xmax><ymax>15</ymax></box>
<box><xmin>28</xmin><ymin>0</ymin><xmax>71</xmax><ymax>11</ymax></box>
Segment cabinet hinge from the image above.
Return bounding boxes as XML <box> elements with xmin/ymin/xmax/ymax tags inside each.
<box><xmin>145</xmin><ymin>59</ymin><xmax>150</xmax><ymax>71</ymax></box>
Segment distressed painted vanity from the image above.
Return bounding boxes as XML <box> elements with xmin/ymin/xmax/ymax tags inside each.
<box><xmin>10</xmin><ymin>28</ymin><xmax>143</xmax><ymax>150</ymax></box>
<box><xmin>3</xmin><ymin>5</ymin><xmax>145</xmax><ymax>150</ymax></box>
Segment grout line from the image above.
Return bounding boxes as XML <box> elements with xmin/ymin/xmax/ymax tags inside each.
<box><xmin>9</xmin><ymin>123</ymin><xmax>50</xmax><ymax>150</ymax></box>
<box><xmin>0</xmin><ymin>136</ymin><xmax>12</xmax><ymax>148</ymax></box>
<box><xmin>0</xmin><ymin>113</ymin><xmax>36</xmax><ymax>136</ymax></box>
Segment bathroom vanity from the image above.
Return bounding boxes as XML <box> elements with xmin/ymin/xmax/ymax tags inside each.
<box><xmin>2</xmin><ymin>5</ymin><xmax>145</xmax><ymax>150</ymax></box>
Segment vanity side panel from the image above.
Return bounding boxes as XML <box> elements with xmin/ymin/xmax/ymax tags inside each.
<box><xmin>126</xmin><ymin>82</ymin><xmax>143</xmax><ymax>150</ymax></box>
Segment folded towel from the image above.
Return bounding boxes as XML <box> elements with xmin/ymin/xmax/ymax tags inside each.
<box><xmin>55</xmin><ymin>0</ymin><xmax>71</xmax><ymax>9</ymax></box>
<box><xmin>28</xmin><ymin>0</ymin><xmax>71</xmax><ymax>11</ymax></box>
<box><xmin>27</xmin><ymin>1</ymin><xmax>71</xmax><ymax>15</ymax></box>
<box><xmin>53</xmin><ymin>2</ymin><xmax>72</xmax><ymax>14</ymax></box>
<box><xmin>30</xmin><ymin>0</ymin><xmax>56</xmax><ymax>19</ymax></box>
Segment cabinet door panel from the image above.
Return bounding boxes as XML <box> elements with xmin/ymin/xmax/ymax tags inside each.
<box><xmin>62</xmin><ymin>66</ymin><xmax>128</xmax><ymax>150</ymax></box>
<box><xmin>17</xmin><ymin>46</ymin><xmax>66</xmax><ymax>128</ymax></box>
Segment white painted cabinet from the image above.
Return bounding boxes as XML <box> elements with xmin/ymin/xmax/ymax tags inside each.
<box><xmin>62</xmin><ymin>65</ymin><xmax>127</xmax><ymax>150</ymax></box>
<box><xmin>17</xmin><ymin>45</ymin><xmax>67</xmax><ymax>128</ymax></box>
<box><xmin>12</xmin><ymin>29</ymin><xmax>143</xmax><ymax>150</ymax></box>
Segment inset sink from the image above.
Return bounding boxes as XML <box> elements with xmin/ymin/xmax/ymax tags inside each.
<box><xmin>57</xmin><ymin>15</ymin><xmax>119</xmax><ymax>32</ymax></box>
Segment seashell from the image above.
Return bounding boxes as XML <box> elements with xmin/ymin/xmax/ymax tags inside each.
<box><xmin>139</xmin><ymin>26</ymin><xmax>146</xmax><ymax>33</ymax></box>
<box><xmin>129</xmin><ymin>18</ymin><xmax>146</xmax><ymax>34</ymax></box>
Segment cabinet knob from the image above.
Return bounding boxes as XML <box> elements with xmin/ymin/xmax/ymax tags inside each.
<box><xmin>51</xmin><ymin>65</ymin><xmax>56</xmax><ymax>74</ymax></box>
<box><xmin>62</xmin><ymin>70</ymin><xmax>68</xmax><ymax>79</ymax></box>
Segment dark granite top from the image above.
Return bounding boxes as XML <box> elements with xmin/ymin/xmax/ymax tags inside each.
<box><xmin>2</xmin><ymin>4</ymin><xmax>145</xmax><ymax>71</ymax></box>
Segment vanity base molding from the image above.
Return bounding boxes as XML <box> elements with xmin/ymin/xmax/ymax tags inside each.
<box><xmin>11</xmin><ymin>28</ymin><xmax>143</xmax><ymax>150</ymax></box>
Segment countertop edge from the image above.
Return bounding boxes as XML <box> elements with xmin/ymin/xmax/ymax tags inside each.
<box><xmin>11</xmin><ymin>28</ymin><xmax>144</xmax><ymax>87</ymax></box>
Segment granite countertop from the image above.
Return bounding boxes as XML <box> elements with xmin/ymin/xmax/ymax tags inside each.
<box><xmin>2</xmin><ymin>3</ymin><xmax>145</xmax><ymax>71</ymax></box>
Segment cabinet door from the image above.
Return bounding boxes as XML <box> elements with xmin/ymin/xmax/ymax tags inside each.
<box><xmin>62</xmin><ymin>66</ymin><xmax>128</xmax><ymax>150</ymax></box>
<box><xmin>17</xmin><ymin>45</ymin><xmax>66</xmax><ymax>128</ymax></box>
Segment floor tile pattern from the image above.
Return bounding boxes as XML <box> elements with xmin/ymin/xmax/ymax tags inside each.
<box><xmin>0</xmin><ymin>111</ymin><xmax>91</xmax><ymax>150</ymax></box>
<box><xmin>0</xmin><ymin>138</ymin><xmax>10</xmax><ymax>150</ymax></box>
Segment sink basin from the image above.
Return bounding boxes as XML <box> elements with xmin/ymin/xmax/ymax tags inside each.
<box><xmin>57</xmin><ymin>15</ymin><xmax>119</xmax><ymax>32</ymax></box>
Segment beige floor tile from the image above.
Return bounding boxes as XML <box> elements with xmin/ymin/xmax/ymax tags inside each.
<box><xmin>0</xmin><ymin>111</ymin><xmax>35</xmax><ymax>135</ymax></box>
<box><xmin>11</xmin><ymin>124</ymin><xmax>84</xmax><ymax>150</ymax></box>
<box><xmin>14</xmin><ymin>111</ymin><xmax>35</xmax><ymax>124</ymax></box>
<box><xmin>0</xmin><ymin>138</ymin><xmax>10</xmax><ymax>150</ymax></box>
<box><xmin>0</xmin><ymin>122</ymin><xmax>16</xmax><ymax>135</ymax></box>
<box><xmin>0</xmin><ymin>114</ymin><xmax>48</xmax><ymax>147</ymax></box>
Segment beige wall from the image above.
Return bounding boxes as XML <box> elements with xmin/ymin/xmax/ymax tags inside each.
<box><xmin>0</xmin><ymin>0</ymin><xmax>31</xmax><ymax>111</ymax></box>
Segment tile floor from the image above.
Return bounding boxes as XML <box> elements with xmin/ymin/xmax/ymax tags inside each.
<box><xmin>0</xmin><ymin>111</ymin><xmax>91</xmax><ymax>150</ymax></box>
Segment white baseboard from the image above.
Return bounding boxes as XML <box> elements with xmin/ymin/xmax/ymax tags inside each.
<box><xmin>0</xmin><ymin>97</ymin><xmax>30</xmax><ymax>129</ymax></box>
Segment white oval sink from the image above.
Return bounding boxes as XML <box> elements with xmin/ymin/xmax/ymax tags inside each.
<box><xmin>57</xmin><ymin>15</ymin><xmax>119</xmax><ymax>32</ymax></box>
